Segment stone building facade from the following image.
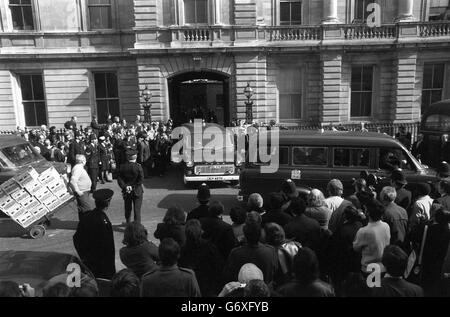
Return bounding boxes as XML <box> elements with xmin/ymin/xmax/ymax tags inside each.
<box><xmin>0</xmin><ymin>0</ymin><xmax>449</xmax><ymax>129</ymax></box>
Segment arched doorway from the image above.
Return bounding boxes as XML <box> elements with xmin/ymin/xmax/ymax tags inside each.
<box><xmin>168</xmin><ymin>71</ymin><xmax>230</xmax><ymax>127</ymax></box>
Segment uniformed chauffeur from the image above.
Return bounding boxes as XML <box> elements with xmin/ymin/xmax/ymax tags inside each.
<box><xmin>117</xmin><ymin>149</ymin><xmax>144</xmax><ymax>224</ymax></box>
<box><xmin>73</xmin><ymin>188</ymin><xmax>116</xmax><ymax>280</ymax></box>
<box><xmin>141</xmin><ymin>238</ymin><xmax>201</xmax><ymax>297</ymax></box>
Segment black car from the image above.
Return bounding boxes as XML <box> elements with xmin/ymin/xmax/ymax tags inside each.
<box><xmin>0</xmin><ymin>251</ymin><xmax>96</xmax><ymax>296</ymax></box>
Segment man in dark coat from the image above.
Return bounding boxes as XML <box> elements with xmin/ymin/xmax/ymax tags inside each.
<box><xmin>284</xmin><ymin>197</ymin><xmax>322</xmax><ymax>252</ymax></box>
<box><xmin>137</xmin><ymin>132</ymin><xmax>151</xmax><ymax>178</ymax></box>
<box><xmin>372</xmin><ymin>246</ymin><xmax>423</xmax><ymax>297</ymax></box>
<box><xmin>179</xmin><ymin>219</ymin><xmax>225</xmax><ymax>297</ymax></box>
<box><xmin>390</xmin><ymin>170</ymin><xmax>412</xmax><ymax>213</ymax></box>
<box><xmin>395</xmin><ymin>126</ymin><xmax>412</xmax><ymax>150</ymax></box>
<box><xmin>141</xmin><ymin>238</ymin><xmax>201</xmax><ymax>297</ymax></box>
<box><xmin>187</xmin><ymin>183</ymin><xmax>210</xmax><ymax>221</ymax></box>
<box><xmin>262</xmin><ymin>192</ymin><xmax>293</xmax><ymax>227</ymax></box>
<box><xmin>64</xmin><ymin>116</ymin><xmax>78</xmax><ymax>131</ymax></box>
<box><xmin>200</xmin><ymin>202</ymin><xmax>236</xmax><ymax>260</ymax></box>
<box><xmin>411</xmin><ymin>133</ymin><xmax>425</xmax><ymax>162</ymax></box>
<box><xmin>118</xmin><ymin>149</ymin><xmax>144</xmax><ymax>224</ymax></box>
<box><xmin>73</xmin><ymin>189</ymin><xmax>116</xmax><ymax>279</ymax></box>
<box><xmin>85</xmin><ymin>135</ymin><xmax>100</xmax><ymax>193</ymax></box>
<box><xmin>98</xmin><ymin>136</ymin><xmax>111</xmax><ymax>184</ymax></box>
<box><xmin>380</xmin><ymin>186</ymin><xmax>408</xmax><ymax>247</ymax></box>
<box><xmin>223</xmin><ymin>212</ymin><xmax>278</xmax><ymax>284</ymax></box>
<box><xmin>68</xmin><ymin>131</ymin><xmax>85</xmax><ymax>167</ymax></box>
<box><xmin>91</xmin><ymin>115</ymin><xmax>102</xmax><ymax>136</ymax></box>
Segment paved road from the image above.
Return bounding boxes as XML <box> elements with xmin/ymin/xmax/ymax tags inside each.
<box><xmin>0</xmin><ymin>166</ymin><xmax>240</xmax><ymax>271</ymax></box>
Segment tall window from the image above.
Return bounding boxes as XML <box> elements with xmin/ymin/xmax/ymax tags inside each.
<box><xmin>278</xmin><ymin>69</ymin><xmax>302</xmax><ymax>121</ymax></box>
<box><xmin>421</xmin><ymin>63</ymin><xmax>445</xmax><ymax>111</ymax></box>
<box><xmin>354</xmin><ymin>0</ymin><xmax>375</xmax><ymax>23</ymax></box>
<box><xmin>94</xmin><ymin>72</ymin><xmax>120</xmax><ymax>124</ymax></box>
<box><xmin>184</xmin><ymin>0</ymin><xmax>208</xmax><ymax>24</ymax></box>
<box><xmin>88</xmin><ymin>0</ymin><xmax>112</xmax><ymax>30</ymax></box>
<box><xmin>428</xmin><ymin>0</ymin><xmax>450</xmax><ymax>21</ymax></box>
<box><xmin>351</xmin><ymin>65</ymin><xmax>373</xmax><ymax>118</ymax></box>
<box><xmin>280</xmin><ymin>0</ymin><xmax>302</xmax><ymax>25</ymax></box>
<box><xmin>19</xmin><ymin>74</ymin><xmax>47</xmax><ymax>127</ymax></box>
<box><xmin>9</xmin><ymin>0</ymin><xmax>34</xmax><ymax>30</ymax></box>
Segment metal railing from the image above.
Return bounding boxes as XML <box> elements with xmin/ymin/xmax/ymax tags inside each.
<box><xmin>285</xmin><ymin>121</ymin><xmax>421</xmax><ymax>143</ymax></box>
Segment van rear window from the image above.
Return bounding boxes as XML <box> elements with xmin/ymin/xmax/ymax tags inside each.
<box><xmin>293</xmin><ymin>147</ymin><xmax>328</xmax><ymax>166</ymax></box>
<box><xmin>334</xmin><ymin>148</ymin><xmax>370</xmax><ymax>167</ymax></box>
<box><xmin>424</xmin><ymin>114</ymin><xmax>450</xmax><ymax>132</ymax></box>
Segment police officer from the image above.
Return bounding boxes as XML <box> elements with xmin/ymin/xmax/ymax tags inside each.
<box><xmin>118</xmin><ymin>149</ymin><xmax>144</xmax><ymax>224</ymax></box>
<box><xmin>68</xmin><ymin>131</ymin><xmax>85</xmax><ymax>167</ymax></box>
<box><xmin>73</xmin><ymin>189</ymin><xmax>116</xmax><ymax>280</ymax></box>
<box><xmin>85</xmin><ymin>134</ymin><xmax>100</xmax><ymax>193</ymax></box>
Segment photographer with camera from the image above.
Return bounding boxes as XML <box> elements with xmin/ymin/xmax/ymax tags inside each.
<box><xmin>118</xmin><ymin>149</ymin><xmax>144</xmax><ymax>224</ymax></box>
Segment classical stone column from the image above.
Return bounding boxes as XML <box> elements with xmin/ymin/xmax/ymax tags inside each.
<box><xmin>214</xmin><ymin>0</ymin><xmax>222</xmax><ymax>25</ymax></box>
<box><xmin>322</xmin><ymin>0</ymin><xmax>339</xmax><ymax>24</ymax></box>
<box><xmin>396</xmin><ymin>0</ymin><xmax>414</xmax><ymax>22</ymax></box>
<box><xmin>172</xmin><ymin>0</ymin><xmax>179</xmax><ymax>25</ymax></box>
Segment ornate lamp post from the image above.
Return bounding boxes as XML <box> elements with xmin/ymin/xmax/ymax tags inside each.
<box><xmin>244</xmin><ymin>82</ymin><xmax>253</xmax><ymax>124</ymax></box>
<box><xmin>141</xmin><ymin>85</ymin><xmax>152</xmax><ymax>123</ymax></box>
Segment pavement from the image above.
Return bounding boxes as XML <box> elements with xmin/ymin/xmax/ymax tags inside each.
<box><xmin>0</xmin><ymin>165</ymin><xmax>240</xmax><ymax>271</ymax></box>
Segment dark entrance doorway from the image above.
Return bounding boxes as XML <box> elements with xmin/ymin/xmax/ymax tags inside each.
<box><xmin>168</xmin><ymin>71</ymin><xmax>230</xmax><ymax>127</ymax></box>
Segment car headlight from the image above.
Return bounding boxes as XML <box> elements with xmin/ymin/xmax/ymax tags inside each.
<box><xmin>186</xmin><ymin>161</ymin><xmax>194</xmax><ymax>168</ymax></box>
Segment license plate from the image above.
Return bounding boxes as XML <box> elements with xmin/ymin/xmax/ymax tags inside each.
<box><xmin>207</xmin><ymin>176</ymin><xmax>224</xmax><ymax>181</ymax></box>
<box><xmin>291</xmin><ymin>170</ymin><xmax>301</xmax><ymax>180</ymax></box>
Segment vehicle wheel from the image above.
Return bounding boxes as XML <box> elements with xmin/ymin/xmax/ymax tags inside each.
<box><xmin>29</xmin><ymin>225</ymin><xmax>46</xmax><ymax>239</ymax></box>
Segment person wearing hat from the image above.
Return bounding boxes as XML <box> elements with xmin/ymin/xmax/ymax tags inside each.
<box><xmin>218</xmin><ymin>263</ymin><xmax>265</xmax><ymax>297</ymax></box>
<box><xmin>73</xmin><ymin>189</ymin><xmax>116</xmax><ymax>280</ymax></box>
<box><xmin>390</xmin><ymin>170</ymin><xmax>412</xmax><ymax>212</ymax></box>
<box><xmin>137</xmin><ymin>132</ymin><xmax>151</xmax><ymax>178</ymax></box>
<box><xmin>68</xmin><ymin>129</ymin><xmax>85</xmax><ymax>167</ymax></box>
<box><xmin>85</xmin><ymin>134</ymin><xmax>100</xmax><ymax>193</ymax></box>
<box><xmin>154</xmin><ymin>127</ymin><xmax>171</xmax><ymax>177</ymax></box>
<box><xmin>98</xmin><ymin>136</ymin><xmax>112</xmax><ymax>184</ymax></box>
<box><xmin>187</xmin><ymin>183</ymin><xmax>211</xmax><ymax>221</ymax></box>
<box><xmin>118</xmin><ymin>149</ymin><xmax>144</xmax><ymax>224</ymax></box>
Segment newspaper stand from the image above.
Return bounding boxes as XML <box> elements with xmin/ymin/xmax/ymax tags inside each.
<box><xmin>0</xmin><ymin>166</ymin><xmax>74</xmax><ymax>239</ymax></box>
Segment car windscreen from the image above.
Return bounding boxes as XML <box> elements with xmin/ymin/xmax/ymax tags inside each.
<box><xmin>190</xmin><ymin>131</ymin><xmax>235</xmax><ymax>149</ymax></box>
<box><xmin>0</xmin><ymin>143</ymin><xmax>43</xmax><ymax>168</ymax></box>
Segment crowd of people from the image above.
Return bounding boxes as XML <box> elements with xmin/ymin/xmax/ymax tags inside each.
<box><xmin>3</xmin><ymin>163</ymin><xmax>450</xmax><ymax>297</ymax></box>
<box><xmin>21</xmin><ymin>114</ymin><xmax>173</xmax><ymax>184</ymax></box>
<box><xmin>2</xmin><ymin>115</ymin><xmax>450</xmax><ymax>297</ymax></box>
